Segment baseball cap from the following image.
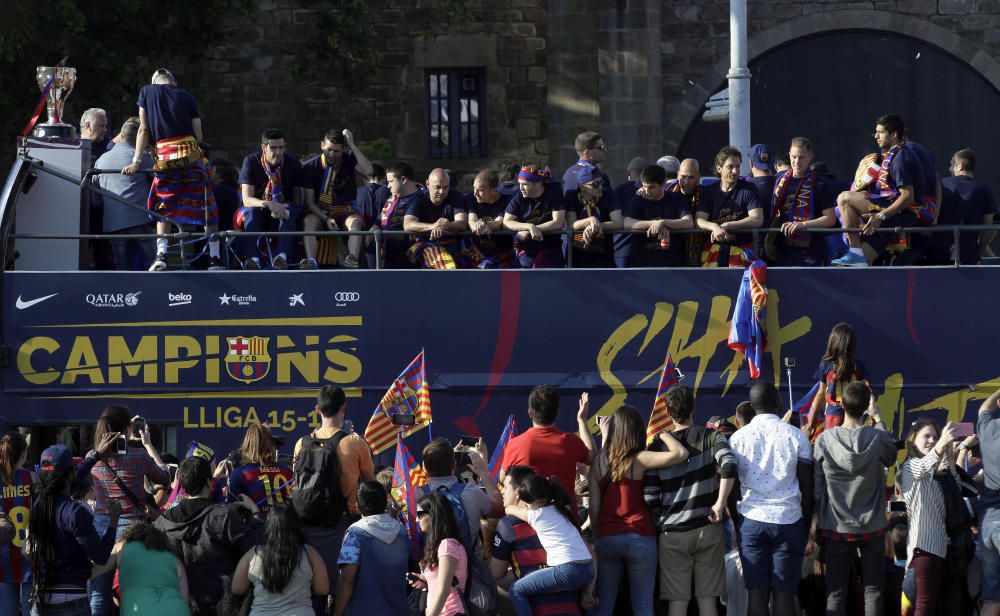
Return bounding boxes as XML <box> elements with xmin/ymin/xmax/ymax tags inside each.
<box><xmin>40</xmin><ymin>445</ymin><xmax>75</xmax><ymax>471</ymax></box>
<box><xmin>577</xmin><ymin>164</ymin><xmax>601</xmax><ymax>186</ymax></box>
<box><xmin>656</xmin><ymin>155</ymin><xmax>680</xmax><ymax>175</ymax></box>
<box><xmin>749</xmin><ymin>144</ymin><xmax>775</xmax><ymax>172</ymax></box>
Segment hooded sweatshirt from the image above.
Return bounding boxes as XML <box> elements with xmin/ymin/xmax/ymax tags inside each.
<box><xmin>813</xmin><ymin>423</ymin><xmax>898</xmax><ymax>534</ymax></box>
<box><xmin>153</xmin><ymin>497</ymin><xmax>261</xmax><ymax>610</ymax></box>
<box><xmin>339</xmin><ymin>513</ymin><xmax>409</xmax><ymax>616</ymax></box>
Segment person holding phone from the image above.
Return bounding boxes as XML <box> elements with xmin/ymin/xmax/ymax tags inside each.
<box><xmin>88</xmin><ymin>404</ymin><xmax>171</xmax><ymax>616</ymax></box>
<box><xmin>804</xmin><ymin>323</ymin><xmax>873</xmax><ymax>440</ymax></box>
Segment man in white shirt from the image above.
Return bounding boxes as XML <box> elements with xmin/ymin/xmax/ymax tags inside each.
<box><xmin>729</xmin><ymin>382</ymin><xmax>814</xmax><ymax>616</ymax></box>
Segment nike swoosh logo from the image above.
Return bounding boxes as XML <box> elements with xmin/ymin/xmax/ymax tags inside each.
<box><xmin>15</xmin><ymin>293</ymin><xmax>58</xmax><ymax>309</ymax></box>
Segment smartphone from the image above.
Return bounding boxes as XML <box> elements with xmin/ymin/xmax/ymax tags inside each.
<box><xmin>889</xmin><ymin>500</ymin><xmax>906</xmax><ymax>513</ymax></box>
<box><xmin>131</xmin><ymin>417</ymin><xmax>145</xmax><ymax>435</ymax></box>
<box><xmin>458</xmin><ymin>435</ymin><xmax>479</xmax><ymax>449</ymax></box>
<box><xmin>114</xmin><ymin>435</ymin><xmax>128</xmax><ymax>455</ymax></box>
<box><xmin>953</xmin><ymin>422</ymin><xmax>975</xmax><ymax>438</ymax></box>
<box><xmin>343</xmin><ymin>419</ymin><xmax>354</xmax><ymax>434</ymax></box>
<box><xmin>391</xmin><ymin>413</ymin><xmax>416</xmax><ymax>426</ymax></box>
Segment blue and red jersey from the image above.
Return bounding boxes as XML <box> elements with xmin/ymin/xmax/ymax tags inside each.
<box><xmin>492</xmin><ymin>516</ymin><xmax>581</xmax><ymax>615</ymax></box>
<box><xmin>813</xmin><ymin>359</ymin><xmax>869</xmax><ymax>428</ymax></box>
<box><xmin>0</xmin><ymin>469</ymin><xmax>32</xmax><ymax>582</ymax></box>
<box><xmin>227</xmin><ymin>463</ymin><xmax>293</xmax><ymax>518</ymax></box>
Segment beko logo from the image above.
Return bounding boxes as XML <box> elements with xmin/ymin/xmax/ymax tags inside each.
<box><xmin>168</xmin><ymin>292</ymin><xmax>193</xmax><ymax>307</ymax></box>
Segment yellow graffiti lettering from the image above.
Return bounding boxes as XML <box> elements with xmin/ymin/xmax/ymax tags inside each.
<box><xmin>594</xmin><ymin>314</ymin><xmax>650</xmax><ymax>423</ymax></box>
<box><xmin>323</xmin><ymin>336</ymin><xmax>362</xmax><ymax>383</ymax></box>
<box><xmin>107</xmin><ymin>336</ymin><xmax>158</xmax><ymax>384</ymax></box>
<box><xmin>164</xmin><ymin>336</ymin><xmax>201</xmax><ymax>383</ymax></box>
<box><xmin>278</xmin><ymin>335</ymin><xmax>319</xmax><ymax>382</ymax></box>
<box><xmin>764</xmin><ymin>289</ymin><xmax>812</xmax><ymax>386</ymax></box>
<box><xmin>62</xmin><ymin>337</ymin><xmax>104</xmax><ymax>385</ymax></box>
<box><xmin>17</xmin><ymin>336</ymin><xmax>61</xmax><ymax>385</ymax></box>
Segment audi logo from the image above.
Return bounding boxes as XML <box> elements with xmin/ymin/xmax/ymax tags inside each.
<box><xmin>335</xmin><ymin>292</ymin><xmax>360</xmax><ymax>302</ymax></box>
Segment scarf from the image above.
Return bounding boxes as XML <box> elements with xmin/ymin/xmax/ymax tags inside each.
<box><xmin>319</xmin><ymin>154</ymin><xmax>339</xmax><ymax>206</ymax></box>
<box><xmin>668</xmin><ymin>182</ymin><xmax>704</xmax><ymax>265</ymax></box>
<box><xmin>261</xmin><ymin>155</ymin><xmax>284</xmax><ymax>203</ymax></box>
<box><xmin>874</xmin><ymin>142</ymin><xmax>903</xmax><ymax>200</ymax></box>
<box><xmin>771</xmin><ymin>171</ymin><xmax>816</xmax><ymax>248</ymax></box>
<box><xmin>573</xmin><ymin>193</ymin><xmax>602</xmax><ymax>250</ymax></box>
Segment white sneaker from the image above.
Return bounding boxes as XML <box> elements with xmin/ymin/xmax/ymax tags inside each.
<box><xmin>149</xmin><ymin>253</ymin><xmax>167</xmax><ymax>272</ymax></box>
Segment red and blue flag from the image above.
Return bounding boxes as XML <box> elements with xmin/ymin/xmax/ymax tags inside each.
<box><xmin>392</xmin><ymin>435</ymin><xmax>427</xmax><ymax>561</ymax></box>
<box><xmin>365</xmin><ymin>350</ymin><xmax>433</xmax><ymax>455</ymax></box>
<box><xmin>488</xmin><ymin>415</ymin><xmax>518</xmax><ymax>483</ymax></box>
<box><xmin>728</xmin><ymin>252</ymin><xmax>768</xmax><ymax>379</ymax></box>
<box><xmin>647</xmin><ymin>353</ymin><xmax>683</xmax><ymax>444</ymax></box>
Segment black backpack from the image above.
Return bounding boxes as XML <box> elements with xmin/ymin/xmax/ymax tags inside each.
<box><xmin>291</xmin><ymin>432</ymin><xmax>348</xmax><ymax>526</ymax></box>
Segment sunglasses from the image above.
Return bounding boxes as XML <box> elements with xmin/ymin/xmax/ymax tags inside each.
<box><xmin>415</xmin><ymin>510</ymin><xmax>430</xmax><ymax>519</ymax></box>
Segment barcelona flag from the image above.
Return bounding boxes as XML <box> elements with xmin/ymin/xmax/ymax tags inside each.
<box><xmin>364</xmin><ymin>350</ymin><xmax>433</xmax><ymax>455</ymax></box>
<box><xmin>392</xmin><ymin>435</ymin><xmax>427</xmax><ymax>561</ymax></box>
<box><xmin>646</xmin><ymin>353</ymin><xmax>683</xmax><ymax>445</ymax></box>
<box><xmin>727</xmin><ymin>251</ymin><xmax>767</xmax><ymax>379</ymax></box>
<box><xmin>796</xmin><ymin>382</ymin><xmax>824</xmax><ymax>442</ymax></box>
<box><xmin>488</xmin><ymin>415</ymin><xmax>518</xmax><ymax>484</ymax></box>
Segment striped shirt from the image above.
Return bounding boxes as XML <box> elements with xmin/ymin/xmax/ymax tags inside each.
<box><xmin>0</xmin><ymin>469</ymin><xmax>32</xmax><ymax>582</ymax></box>
<box><xmin>644</xmin><ymin>425</ymin><xmax>737</xmax><ymax>532</ymax></box>
<box><xmin>899</xmin><ymin>450</ymin><xmax>949</xmax><ymax>564</ymax></box>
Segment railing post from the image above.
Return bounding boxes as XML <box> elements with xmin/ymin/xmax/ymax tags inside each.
<box><xmin>751</xmin><ymin>227</ymin><xmax>760</xmax><ymax>260</ymax></box>
<box><xmin>374</xmin><ymin>229</ymin><xmax>383</xmax><ymax>270</ymax></box>
<box><xmin>565</xmin><ymin>228</ymin><xmax>573</xmax><ymax>269</ymax></box>
<box><xmin>953</xmin><ymin>226</ymin><xmax>961</xmax><ymax>268</ymax></box>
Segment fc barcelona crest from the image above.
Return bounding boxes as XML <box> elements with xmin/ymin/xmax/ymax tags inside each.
<box><xmin>225</xmin><ymin>336</ymin><xmax>271</xmax><ymax>384</ymax></box>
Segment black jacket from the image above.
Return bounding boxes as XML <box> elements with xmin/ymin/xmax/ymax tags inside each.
<box><xmin>154</xmin><ymin>498</ymin><xmax>261</xmax><ymax>610</ymax></box>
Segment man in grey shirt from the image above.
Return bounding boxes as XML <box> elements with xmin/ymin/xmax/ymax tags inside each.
<box><xmin>813</xmin><ymin>381</ymin><xmax>897</xmax><ymax>616</ymax></box>
<box><xmin>93</xmin><ymin>117</ymin><xmax>155</xmax><ymax>270</ymax></box>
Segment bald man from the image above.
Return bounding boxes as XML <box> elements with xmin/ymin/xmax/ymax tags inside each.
<box><xmin>468</xmin><ymin>169</ymin><xmax>515</xmax><ymax>268</ymax></box>
<box><xmin>402</xmin><ymin>168</ymin><xmax>469</xmax><ymax>268</ymax></box>
<box><xmin>669</xmin><ymin>159</ymin><xmax>706</xmax><ymax>266</ymax></box>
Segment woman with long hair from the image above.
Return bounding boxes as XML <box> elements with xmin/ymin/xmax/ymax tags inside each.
<box><xmin>232</xmin><ymin>504</ymin><xmax>328</xmax><ymax>616</ymax></box>
<box><xmin>804</xmin><ymin>323</ymin><xmax>873</xmax><ymax>439</ymax></box>
<box><xmin>89</xmin><ymin>404</ymin><xmax>171</xmax><ymax>616</ymax></box>
<box><xmin>94</xmin><ymin>521</ymin><xmax>190</xmax><ymax>616</ymax></box>
<box><xmin>28</xmin><ymin>445</ymin><xmax>120</xmax><ymax>616</ymax></box>
<box><xmin>0</xmin><ymin>432</ymin><xmax>31</xmax><ymax>616</ymax></box>
<box><xmin>227</xmin><ymin>423</ymin><xmax>293</xmax><ymax>518</ymax></box>
<box><xmin>505</xmin><ymin>474</ymin><xmax>595</xmax><ymax>616</ymax></box>
<box><xmin>588</xmin><ymin>404</ymin><xmax>689</xmax><ymax>616</ymax></box>
<box><xmin>898</xmin><ymin>419</ymin><xmax>958</xmax><ymax>616</ymax></box>
<box><xmin>407</xmin><ymin>492</ymin><xmax>467</xmax><ymax>616</ymax></box>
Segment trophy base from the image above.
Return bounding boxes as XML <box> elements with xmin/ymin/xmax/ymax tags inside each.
<box><xmin>33</xmin><ymin>123</ymin><xmax>78</xmax><ymax>139</ymax></box>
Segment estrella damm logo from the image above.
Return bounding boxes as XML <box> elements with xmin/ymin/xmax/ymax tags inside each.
<box><xmin>225</xmin><ymin>336</ymin><xmax>271</xmax><ymax>384</ymax></box>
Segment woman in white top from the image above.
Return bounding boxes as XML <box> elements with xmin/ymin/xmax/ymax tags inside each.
<box><xmin>504</xmin><ymin>473</ymin><xmax>594</xmax><ymax>616</ymax></box>
<box><xmin>898</xmin><ymin>419</ymin><xmax>957</xmax><ymax>616</ymax></box>
<box><xmin>232</xmin><ymin>504</ymin><xmax>329</xmax><ymax>616</ymax></box>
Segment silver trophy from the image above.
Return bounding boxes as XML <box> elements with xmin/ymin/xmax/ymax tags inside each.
<box><xmin>33</xmin><ymin>65</ymin><xmax>78</xmax><ymax>139</ymax></box>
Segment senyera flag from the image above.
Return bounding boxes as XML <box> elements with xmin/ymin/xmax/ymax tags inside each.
<box><xmin>646</xmin><ymin>352</ymin><xmax>683</xmax><ymax>444</ymax></box>
<box><xmin>364</xmin><ymin>350</ymin><xmax>432</xmax><ymax>455</ymax></box>
<box><xmin>796</xmin><ymin>382</ymin><xmax>824</xmax><ymax>442</ymax></box>
<box><xmin>392</xmin><ymin>435</ymin><xmax>427</xmax><ymax>561</ymax></box>
<box><xmin>728</xmin><ymin>251</ymin><xmax>768</xmax><ymax>379</ymax></box>
<box><xmin>487</xmin><ymin>415</ymin><xmax>518</xmax><ymax>484</ymax></box>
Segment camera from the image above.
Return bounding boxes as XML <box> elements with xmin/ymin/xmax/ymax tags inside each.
<box><xmin>391</xmin><ymin>413</ymin><xmax>416</xmax><ymax>426</ymax></box>
<box><xmin>271</xmin><ymin>433</ymin><xmax>286</xmax><ymax>449</ymax></box>
<box><xmin>114</xmin><ymin>435</ymin><xmax>128</xmax><ymax>455</ymax></box>
<box><xmin>226</xmin><ymin>450</ymin><xmax>242</xmax><ymax>468</ymax></box>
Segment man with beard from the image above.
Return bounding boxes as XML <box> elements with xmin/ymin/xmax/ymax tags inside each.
<box><xmin>695</xmin><ymin>147</ymin><xmax>764</xmax><ymax>267</ymax></box>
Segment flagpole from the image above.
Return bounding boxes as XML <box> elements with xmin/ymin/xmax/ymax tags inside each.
<box><xmin>785</xmin><ymin>358</ymin><xmax>794</xmax><ymax>412</ymax></box>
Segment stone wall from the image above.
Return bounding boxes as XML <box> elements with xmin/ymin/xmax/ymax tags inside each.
<box><xmin>660</xmin><ymin>0</ymin><xmax>1000</xmax><ymax>155</ymax></box>
<box><xmin>188</xmin><ymin>0</ymin><xmax>548</xmax><ymax>187</ymax></box>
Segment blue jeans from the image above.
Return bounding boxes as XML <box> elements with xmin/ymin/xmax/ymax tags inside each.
<box><xmin>0</xmin><ymin>581</ymin><xmax>30</xmax><ymax>616</ymax></box>
<box><xmin>738</xmin><ymin>517</ymin><xmax>806</xmax><ymax>592</ymax></box>
<box><xmin>239</xmin><ymin>204</ymin><xmax>300</xmax><ymax>260</ymax></box>
<box><xmin>509</xmin><ymin>559</ymin><xmax>594</xmax><ymax>616</ymax></box>
<box><xmin>593</xmin><ymin>533</ymin><xmax>656</xmax><ymax>616</ymax></box>
<box><xmin>30</xmin><ymin>598</ymin><xmax>91</xmax><ymax>616</ymax></box>
<box><xmin>90</xmin><ymin>515</ymin><xmax>139</xmax><ymax>616</ymax></box>
<box><xmin>980</xmin><ymin>518</ymin><xmax>1000</xmax><ymax>602</ymax></box>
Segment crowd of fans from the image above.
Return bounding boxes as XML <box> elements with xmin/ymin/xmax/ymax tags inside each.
<box><xmin>2</xmin><ymin>336</ymin><xmax>998</xmax><ymax>616</ymax></box>
<box><xmin>76</xmin><ymin>69</ymin><xmax>997</xmax><ymax>272</ymax></box>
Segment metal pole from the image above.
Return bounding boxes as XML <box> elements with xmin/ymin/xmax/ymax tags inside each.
<box><xmin>728</xmin><ymin>0</ymin><xmax>751</xmax><ymax>174</ymax></box>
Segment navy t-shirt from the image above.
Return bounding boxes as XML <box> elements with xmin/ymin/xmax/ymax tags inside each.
<box><xmin>698</xmin><ymin>179</ymin><xmax>762</xmax><ymax>246</ymax></box>
<box><xmin>302</xmin><ymin>151</ymin><xmax>359</xmax><ymax>205</ymax></box>
<box><xmin>505</xmin><ymin>184</ymin><xmax>566</xmax><ymax>250</ymax></box>
<box><xmin>564</xmin><ymin>188</ymin><xmax>620</xmax><ymax>254</ymax></box>
<box><xmin>881</xmin><ymin>147</ymin><xmax>922</xmax><ymax>207</ymax></box>
<box><xmin>354</xmin><ymin>182</ymin><xmax>390</xmax><ymax>226</ymax></box>
<box><xmin>626</xmin><ymin>192</ymin><xmax>690</xmax><ymax>266</ymax></box>
<box><xmin>379</xmin><ymin>191</ymin><xmax>427</xmax><ymax>267</ymax></box>
<box><xmin>770</xmin><ymin>171</ymin><xmax>834</xmax><ymax>257</ymax></box>
<box><xmin>940</xmin><ymin>175</ymin><xmax>997</xmax><ymax>264</ymax></box>
<box><xmin>213</xmin><ymin>183</ymin><xmax>242</xmax><ymax>231</ymax></box>
<box><xmin>748</xmin><ymin>175</ymin><xmax>777</xmax><ymax>210</ymax></box>
<box><xmin>470</xmin><ymin>193</ymin><xmax>513</xmax><ymax>256</ymax></box>
<box><xmin>906</xmin><ymin>141</ymin><xmax>937</xmax><ymax>203</ymax></box>
<box><xmin>137</xmin><ymin>84</ymin><xmax>200</xmax><ymax>143</ymax></box>
<box><xmin>238</xmin><ymin>153</ymin><xmax>305</xmax><ymax>203</ymax></box>
<box><xmin>406</xmin><ymin>190</ymin><xmax>465</xmax><ymax>224</ymax></box>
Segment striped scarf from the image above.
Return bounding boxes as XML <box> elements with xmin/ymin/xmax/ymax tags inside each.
<box><xmin>771</xmin><ymin>171</ymin><xmax>816</xmax><ymax>248</ymax></box>
<box><xmin>262</xmin><ymin>155</ymin><xmax>284</xmax><ymax>203</ymax></box>
<box><xmin>573</xmin><ymin>193</ymin><xmax>602</xmax><ymax>250</ymax></box>
<box><xmin>874</xmin><ymin>143</ymin><xmax>903</xmax><ymax>200</ymax></box>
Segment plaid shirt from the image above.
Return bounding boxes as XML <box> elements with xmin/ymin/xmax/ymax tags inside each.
<box><xmin>89</xmin><ymin>448</ymin><xmax>170</xmax><ymax>516</ymax></box>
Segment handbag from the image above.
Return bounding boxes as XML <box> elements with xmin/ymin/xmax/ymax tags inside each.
<box><xmin>101</xmin><ymin>458</ymin><xmax>152</xmax><ymax>520</ymax></box>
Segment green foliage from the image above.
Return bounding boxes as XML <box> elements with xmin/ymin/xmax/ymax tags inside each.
<box><xmin>414</xmin><ymin>0</ymin><xmax>472</xmax><ymax>39</ymax></box>
<box><xmin>291</xmin><ymin>0</ymin><xmax>377</xmax><ymax>88</ymax></box>
<box><xmin>0</xmin><ymin>0</ymin><xmax>255</xmax><ymax>166</ymax></box>
<box><xmin>355</xmin><ymin>138</ymin><xmax>392</xmax><ymax>162</ymax></box>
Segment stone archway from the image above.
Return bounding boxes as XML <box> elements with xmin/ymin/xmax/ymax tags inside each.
<box><xmin>662</xmin><ymin>9</ymin><xmax>1000</xmax><ymax>153</ymax></box>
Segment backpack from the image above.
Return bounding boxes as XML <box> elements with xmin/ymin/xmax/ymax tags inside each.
<box><xmin>423</xmin><ymin>482</ymin><xmax>497</xmax><ymax>616</ymax></box>
<box><xmin>291</xmin><ymin>432</ymin><xmax>348</xmax><ymax>526</ymax></box>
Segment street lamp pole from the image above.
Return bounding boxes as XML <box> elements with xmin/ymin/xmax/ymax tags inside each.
<box><xmin>728</xmin><ymin>0</ymin><xmax>751</xmax><ymax>174</ymax></box>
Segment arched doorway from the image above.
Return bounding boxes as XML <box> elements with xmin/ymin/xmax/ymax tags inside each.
<box><xmin>672</xmin><ymin>19</ymin><xmax>1000</xmax><ymax>191</ymax></box>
